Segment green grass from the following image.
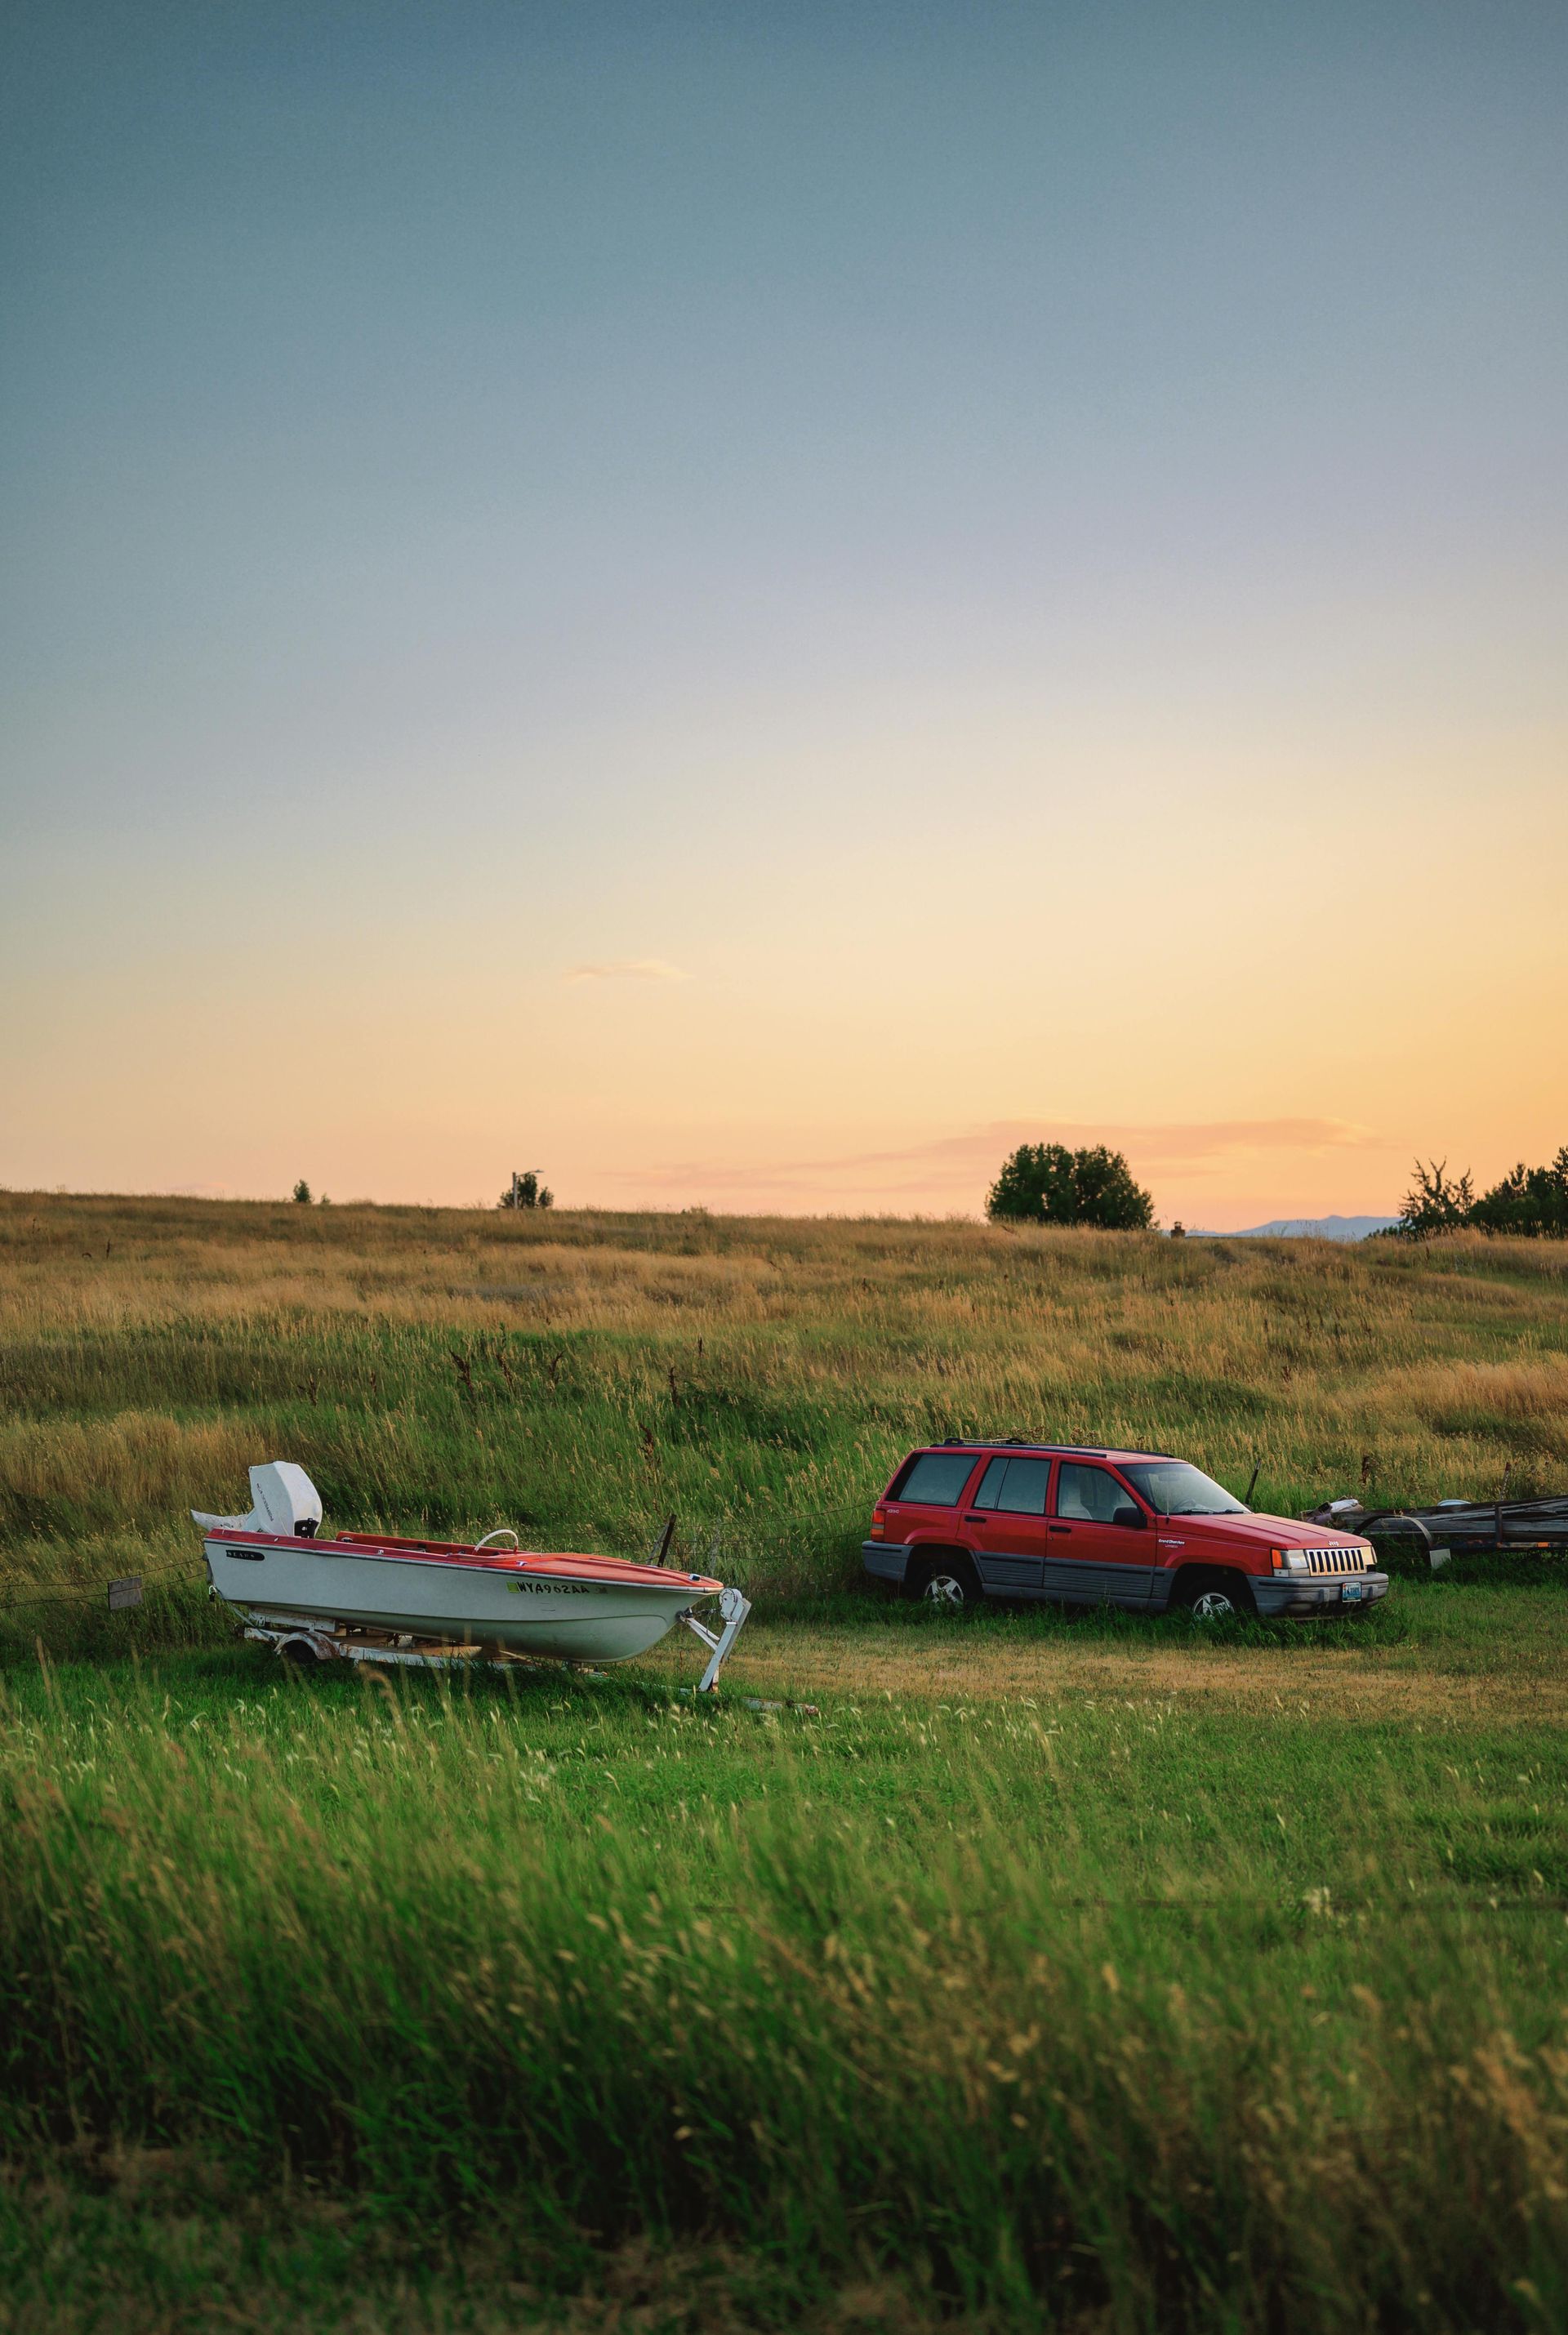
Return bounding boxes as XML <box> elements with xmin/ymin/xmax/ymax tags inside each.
<box><xmin>4</xmin><ymin>1598</ymin><xmax>1568</xmax><ymax>2330</ymax></box>
<box><xmin>4</xmin><ymin>1195</ymin><xmax>1568</xmax><ymax>2327</ymax></box>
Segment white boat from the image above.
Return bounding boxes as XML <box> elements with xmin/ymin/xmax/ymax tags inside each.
<box><xmin>194</xmin><ymin>1463</ymin><xmax>751</xmax><ymax>1686</ymax></box>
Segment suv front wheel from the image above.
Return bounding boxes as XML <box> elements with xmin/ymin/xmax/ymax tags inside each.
<box><xmin>908</xmin><ymin>1553</ymin><xmax>982</xmax><ymax>1611</ymax></box>
<box><xmin>1174</xmin><ymin>1569</ymin><xmax>1254</xmax><ymax>1620</ymax></box>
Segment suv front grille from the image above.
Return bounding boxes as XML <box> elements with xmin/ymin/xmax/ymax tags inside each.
<box><xmin>1302</xmin><ymin>1545</ymin><xmax>1372</xmax><ymax>1575</ymax></box>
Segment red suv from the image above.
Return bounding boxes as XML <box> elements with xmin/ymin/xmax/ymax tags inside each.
<box><xmin>863</xmin><ymin>1442</ymin><xmax>1388</xmax><ymax>1619</ymax></box>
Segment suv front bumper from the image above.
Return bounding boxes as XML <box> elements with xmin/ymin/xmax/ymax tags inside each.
<box><xmin>1251</xmin><ymin>1570</ymin><xmax>1389</xmax><ymax>1619</ymax></box>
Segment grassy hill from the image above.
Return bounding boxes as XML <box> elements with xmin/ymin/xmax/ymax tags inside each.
<box><xmin>4</xmin><ymin>1192</ymin><xmax>1568</xmax><ymax>2331</ymax></box>
<box><xmin>2</xmin><ymin>1188</ymin><xmax>1566</xmax><ymax>1650</ymax></box>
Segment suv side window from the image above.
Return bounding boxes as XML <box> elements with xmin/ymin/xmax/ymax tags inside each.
<box><xmin>1056</xmin><ymin>1464</ymin><xmax>1129</xmax><ymax>1522</ymax></box>
<box><xmin>893</xmin><ymin>1452</ymin><xmax>978</xmax><ymax>1507</ymax></box>
<box><xmin>973</xmin><ymin>1456</ymin><xmax>1052</xmax><ymax>1514</ymax></box>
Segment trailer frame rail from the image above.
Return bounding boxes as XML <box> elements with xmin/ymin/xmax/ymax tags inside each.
<box><xmin>238</xmin><ymin>1588</ymin><xmax>754</xmax><ymax>1689</ymax></box>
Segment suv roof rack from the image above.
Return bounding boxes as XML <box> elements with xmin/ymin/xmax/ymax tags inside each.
<box><xmin>931</xmin><ymin>1439</ymin><xmax>1179</xmax><ymax>1460</ymax></box>
<box><xmin>935</xmin><ymin>1437</ymin><xmax>1108</xmax><ymax>1457</ymax></box>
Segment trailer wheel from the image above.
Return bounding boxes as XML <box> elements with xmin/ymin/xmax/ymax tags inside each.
<box><xmin>280</xmin><ymin>1638</ymin><xmax>323</xmax><ymax>1666</ymax></box>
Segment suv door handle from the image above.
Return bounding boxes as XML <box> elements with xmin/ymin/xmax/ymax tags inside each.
<box><xmin>963</xmin><ymin>1512</ymin><xmax>984</xmax><ymax>1522</ymax></box>
<box><xmin>1049</xmin><ymin>1524</ymin><xmax>1069</xmax><ymax>1535</ymax></box>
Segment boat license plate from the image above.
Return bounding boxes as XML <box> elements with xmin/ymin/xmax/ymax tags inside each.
<box><xmin>1341</xmin><ymin>1580</ymin><xmax>1367</xmax><ymax>1604</ymax></box>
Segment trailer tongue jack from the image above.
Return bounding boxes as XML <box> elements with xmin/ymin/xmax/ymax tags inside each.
<box><xmin>679</xmin><ymin>1584</ymin><xmax>753</xmax><ymax>1692</ymax></box>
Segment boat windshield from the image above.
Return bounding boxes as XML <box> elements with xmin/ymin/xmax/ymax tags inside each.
<box><xmin>1118</xmin><ymin>1462</ymin><xmax>1248</xmax><ymax>1517</ymax></box>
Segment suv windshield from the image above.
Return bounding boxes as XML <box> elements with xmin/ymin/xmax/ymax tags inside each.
<box><xmin>1118</xmin><ymin>1461</ymin><xmax>1246</xmax><ymax>1516</ymax></box>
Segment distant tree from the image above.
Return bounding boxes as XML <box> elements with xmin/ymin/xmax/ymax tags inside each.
<box><xmin>988</xmin><ymin>1143</ymin><xmax>1076</xmax><ymax>1224</ymax></box>
<box><xmin>1395</xmin><ymin>1159</ymin><xmax>1475</xmax><ymax>1238</ymax></box>
<box><xmin>986</xmin><ymin>1143</ymin><xmax>1154</xmax><ymax>1230</ymax></box>
<box><xmin>499</xmin><ymin>1170</ymin><xmax>555</xmax><ymax>1210</ymax></box>
<box><xmin>1469</xmin><ymin>1146</ymin><xmax>1568</xmax><ymax>1238</ymax></box>
<box><xmin>292</xmin><ymin>1179</ymin><xmax>312</xmax><ymax>1205</ymax></box>
<box><xmin>1391</xmin><ymin>1148</ymin><xmax>1568</xmax><ymax>1240</ymax></box>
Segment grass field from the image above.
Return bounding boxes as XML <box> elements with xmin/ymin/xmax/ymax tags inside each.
<box><xmin>3</xmin><ymin>1192</ymin><xmax>1568</xmax><ymax>2330</ymax></box>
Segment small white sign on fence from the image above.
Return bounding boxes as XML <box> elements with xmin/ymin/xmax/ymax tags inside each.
<box><xmin>106</xmin><ymin>1576</ymin><xmax>143</xmax><ymax>1612</ymax></box>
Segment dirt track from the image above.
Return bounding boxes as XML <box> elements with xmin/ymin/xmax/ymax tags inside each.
<box><xmin>646</xmin><ymin>1614</ymin><xmax>1568</xmax><ymax>1727</ymax></box>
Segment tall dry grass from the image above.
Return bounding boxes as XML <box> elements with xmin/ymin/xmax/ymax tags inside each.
<box><xmin>3</xmin><ymin>1190</ymin><xmax>1566</xmax><ymax>1652</ymax></box>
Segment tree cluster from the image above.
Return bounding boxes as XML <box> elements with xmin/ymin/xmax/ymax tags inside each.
<box><xmin>986</xmin><ymin>1143</ymin><xmax>1155</xmax><ymax>1230</ymax></box>
<box><xmin>1395</xmin><ymin>1148</ymin><xmax>1568</xmax><ymax>1239</ymax></box>
<box><xmin>499</xmin><ymin>1170</ymin><xmax>554</xmax><ymax>1210</ymax></box>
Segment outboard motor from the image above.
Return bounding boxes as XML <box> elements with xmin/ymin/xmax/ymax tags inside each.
<box><xmin>193</xmin><ymin>1461</ymin><xmax>323</xmax><ymax>1539</ymax></box>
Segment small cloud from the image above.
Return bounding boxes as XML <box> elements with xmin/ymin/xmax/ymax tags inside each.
<box><xmin>563</xmin><ymin>958</ymin><xmax>691</xmax><ymax>985</ymax></box>
<box><xmin>608</xmin><ymin>1117</ymin><xmax>1389</xmax><ymax>1196</ymax></box>
<box><xmin>595</xmin><ymin>1116</ymin><xmax>1398</xmax><ymax>1213</ymax></box>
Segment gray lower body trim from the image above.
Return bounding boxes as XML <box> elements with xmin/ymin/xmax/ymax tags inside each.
<box><xmin>1042</xmin><ymin>1559</ymin><xmax>1157</xmax><ymax>1606</ymax></box>
<box><xmin>975</xmin><ymin>1551</ymin><xmax>1047</xmax><ymax>1593</ymax></box>
<box><xmin>862</xmin><ymin>1541</ymin><xmax>910</xmax><ymax>1588</ymax></box>
<box><xmin>862</xmin><ymin>1539</ymin><xmax>1388</xmax><ymax>1620</ymax></box>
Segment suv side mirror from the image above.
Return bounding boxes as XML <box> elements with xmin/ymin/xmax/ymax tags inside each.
<box><xmin>1111</xmin><ymin>1504</ymin><xmax>1146</xmax><ymax>1531</ymax></box>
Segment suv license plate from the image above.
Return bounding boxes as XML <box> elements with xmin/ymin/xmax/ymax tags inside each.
<box><xmin>1341</xmin><ymin>1580</ymin><xmax>1366</xmax><ymax>1604</ymax></box>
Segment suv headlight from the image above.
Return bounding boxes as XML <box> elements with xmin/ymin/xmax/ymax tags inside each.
<box><xmin>1271</xmin><ymin>1548</ymin><xmax>1309</xmax><ymax>1574</ymax></box>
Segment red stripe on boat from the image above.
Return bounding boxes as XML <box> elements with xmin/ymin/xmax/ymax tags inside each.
<box><xmin>207</xmin><ymin>1528</ymin><xmax>720</xmax><ymax>1593</ymax></box>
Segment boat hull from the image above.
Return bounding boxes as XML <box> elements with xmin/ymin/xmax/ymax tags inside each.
<box><xmin>203</xmin><ymin>1535</ymin><xmax>712</xmax><ymax>1663</ymax></box>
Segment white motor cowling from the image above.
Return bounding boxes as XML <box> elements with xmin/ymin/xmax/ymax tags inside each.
<box><xmin>193</xmin><ymin>1461</ymin><xmax>323</xmax><ymax>1539</ymax></box>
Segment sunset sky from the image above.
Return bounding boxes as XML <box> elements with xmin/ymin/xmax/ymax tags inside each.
<box><xmin>3</xmin><ymin>2</ymin><xmax>1565</xmax><ymax>1224</ymax></box>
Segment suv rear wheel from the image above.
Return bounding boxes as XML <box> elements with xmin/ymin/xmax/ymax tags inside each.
<box><xmin>1175</xmin><ymin>1570</ymin><xmax>1254</xmax><ymax>1620</ymax></box>
<box><xmin>908</xmin><ymin>1553</ymin><xmax>982</xmax><ymax>1611</ymax></box>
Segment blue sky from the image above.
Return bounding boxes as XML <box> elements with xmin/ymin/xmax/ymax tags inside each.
<box><xmin>3</xmin><ymin>2</ymin><xmax>1565</xmax><ymax>1217</ymax></box>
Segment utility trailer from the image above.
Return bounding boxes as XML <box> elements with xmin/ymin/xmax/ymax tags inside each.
<box><xmin>241</xmin><ymin>1583</ymin><xmax>753</xmax><ymax>1693</ymax></box>
<box><xmin>1300</xmin><ymin>1493</ymin><xmax>1568</xmax><ymax>1571</ymax></box>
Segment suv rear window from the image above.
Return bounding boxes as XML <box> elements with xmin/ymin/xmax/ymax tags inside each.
<box><xmin>893</xmin><ymin>1452</ymin><xmax>977</xmax><ymax>1507</ymax></box>
<box><xmin>973</xmin><ymin>1455</ymin><xmax>1052</xmax><ymax>1514</ymax></box>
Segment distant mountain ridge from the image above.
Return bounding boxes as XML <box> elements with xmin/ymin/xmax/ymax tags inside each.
<box><xmin>1189</xmin><ymin>1214</ymin><xmax>1398</xmax><ymax>1241</ymax></box>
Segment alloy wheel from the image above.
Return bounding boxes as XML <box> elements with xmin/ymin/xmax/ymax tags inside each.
<box><xmin>1190</xmin><ymin>1588</ymin><xmax>1238</xmax><ymax>1620</ymax></box>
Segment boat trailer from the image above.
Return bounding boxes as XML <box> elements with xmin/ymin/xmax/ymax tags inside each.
<box><xmin>241</xmin><ymin>1583</ymin><xmax>753</xmax><ymax>1691</ymax></box>
<box><xmin>1300</xmin><ymin>1491</ymin><xmax>1568</xmax><ymax>1571</ymax></box>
